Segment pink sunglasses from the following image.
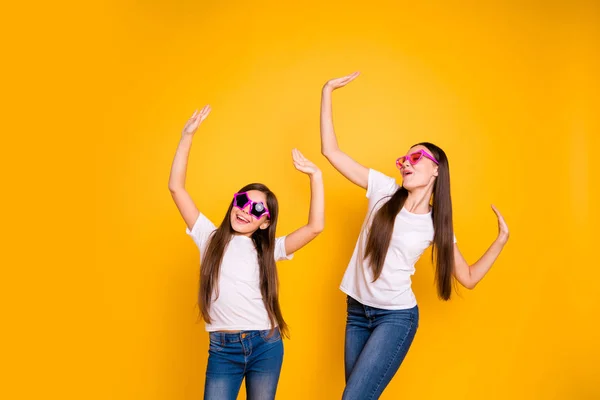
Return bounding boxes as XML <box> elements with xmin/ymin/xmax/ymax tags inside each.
<box><xmin>396</xmin><ymin>149</ymin><xmax>439</xmax><ymax>170</ymax></box>
<box><xmin>233</xmin><ymin>192</ymin><xmax>270</xmax><ymax>220</ymax></box>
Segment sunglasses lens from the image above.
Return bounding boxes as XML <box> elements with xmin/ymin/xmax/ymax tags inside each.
<box><xmin>234</xmin><ymin>193</ymin><xmax>249</xmax><ymax>208</ymax></box>
<box><xmin>250</xmin><ymin>202</ymin><xmax>267</xmax><ymax>219</ymax></box>
<box><xmin>409</xmin><ymin>152</ymin><xmax>423</xmax><ymax>164</ymax></box>
<box><xmin>396</xmin><ymin>157</ymin><xmax>407</xmax><ymax>168</ymax></box>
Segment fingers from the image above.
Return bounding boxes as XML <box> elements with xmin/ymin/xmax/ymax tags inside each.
<box><xmin>293</xmin><ymin>149</ymin><xmax>313</xmax><ymax>166</ymax></box>
<box><xmin>295</xmin><ymin>148</ymin><xmax>308</xmax><ymax>162</ymax></box>
<box><xmin>292</xmin><ymin>149</ymin><xmax>301</xmax><ymax>167</ymax></box>
<box><xmin>190</xmin><ymin>105</ymin><xmax>211</xmax><ymax>123</ymax></box>
<box><xmin>344</xmin><ymin>71</ymin><xmax>360</xmax><ymax>82</ymax></box>
<box><xmin>336</xmin><ymin>71</ymin><xmax>360</xmax><ymax>85</ymax></box>
<box><xmin>491</xmin><ymin>204</ymin><xmax>502</xmax><ymax>218</ymax></box>
<box><xmin>492</xmin><ymin>204</ymin><xmax>509</xmax><ymax>232</ymax></box>
<box><xmin>292</xmin><ymin>148</ymin><xmax>313</xmax><ymax>173</ymax></box>
<box><xmin>198</xmin><ymin>105</ymin><xmax>211</xmax><ymax>120</ymax></box>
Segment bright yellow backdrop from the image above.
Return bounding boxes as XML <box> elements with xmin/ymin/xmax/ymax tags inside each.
<box><xmin>2</xmin><ymin>1</ymin><xmax>599</xmax><ymax>399</ymax></box>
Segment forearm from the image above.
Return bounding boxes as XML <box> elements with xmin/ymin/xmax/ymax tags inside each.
<box><xmin>466</xmin><ymin>237</ymin><xmax>507</xmax><ymax>287</ymax></box>
<box><xmin>320</xmin><ymin>88</ymin><xmax>341</xmax><ymax>157</ymax></box>
<box><xmin>168</xmin><ymin>134</ymin><xmax>194</xmax><ymax>192</ymax></box>
<box><xmin>306</xmin><ymin>171</ymin><xmax>325</xmax><ymax>233</ymax></box>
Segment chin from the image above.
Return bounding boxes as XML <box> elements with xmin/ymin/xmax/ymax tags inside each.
<box><xmin>402</xmin><ymin>181</ymin><xmax>416</xmax><ymax>190</ymax></box>
<box><xmin>402</xmin><ymin>177</ymin><xmax>428</xmax><ymax>191</ymax></box>
<box><xmin>230</xmin><ymin>217</ymin><xmax>255</xmax><ymax>235</ymax></box>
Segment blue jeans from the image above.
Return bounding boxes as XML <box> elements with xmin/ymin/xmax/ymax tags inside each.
<box><xmin>204</xmin><ymin>328</ymin><xmax>284</xmax><ymax>400</ymax></box>
<box><xmin>343</xmin><ymin>296</ymin><xmax>419</xmax><ymax>400</ymax></box>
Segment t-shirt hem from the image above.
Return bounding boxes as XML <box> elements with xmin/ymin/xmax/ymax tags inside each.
<box><xmin>340</xmin><ymin>285</ymin><xmax>418</xmax><ymax>310</ymax></box>
<box><xmin>206</xmin><ymin>324</ymin><xmax>278</xmax><ymax>332</ymax></box>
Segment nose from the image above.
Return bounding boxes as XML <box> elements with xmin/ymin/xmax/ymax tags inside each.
<box><xmin>242</xmin><ymin>204</ymin><xmax>252</xmax><ymax>214</ymax></box>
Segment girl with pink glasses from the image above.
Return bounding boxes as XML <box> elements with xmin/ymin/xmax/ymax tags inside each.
<box><xmin>169</xmin><ymin>105</ymin><xmax>324</xmax><ymax>400</ymax></box>
<box><xmin>320</xmin><ymin>72</ymin><xmax>510</xmax><ymax>400</ymax></box>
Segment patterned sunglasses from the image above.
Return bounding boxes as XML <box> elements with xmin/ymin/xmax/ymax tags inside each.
<box><xmin>233</xmin><ymin>192</ymin><xmax>270</xmax><ymax>220</ymax></box>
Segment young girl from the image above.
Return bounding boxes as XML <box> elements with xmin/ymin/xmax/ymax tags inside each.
<box><xmin>319</xmin><ymin>73</ymin><xmax>510</xmax><ymax>400</ymax></box>
<box><xmin>169</xmin><ymin>105</ymin><xmax>324</xmax><ymax>400</ymax></box>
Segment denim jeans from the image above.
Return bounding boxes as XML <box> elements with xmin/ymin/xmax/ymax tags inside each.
<box><xmin>204</xmin><ymin>328</ymin><xmax>283</xmax><ymax>400</ymax></box>
<box><xmin>343</xmin><ymin>296</ymin><xmax>419</xmax><ymax>400</ymax></box>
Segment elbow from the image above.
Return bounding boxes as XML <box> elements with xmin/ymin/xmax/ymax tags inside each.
<box><xmin>321</xmin><ymin>147</ymin><xmax>338</xmax><ymax>160</ymax></box>
<box><xmin>168</xmin><ymin>184</ymin><xmax>183</xmax><ymax>195</ymax></box>
<box><xmin>464</xmin><ymin>280</ymin><xmax>477</xmax><ymax>290</ymax></box>
<box><xmin>310</xmin><ymin>224</ymin><xmax>325</xmax><ymax>235</ymax></box>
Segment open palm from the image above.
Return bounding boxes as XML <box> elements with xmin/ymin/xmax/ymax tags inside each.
<box><xmin>292</xmin><ymin>149</ymin><xmax>320</xmax><ymax>175</ymax></box>
<box><xmin>323</xmin><ymin>71</ymin><xmax>360</xmax><ymax>91</ymax></box>
<box><xmin>182</xmin><ymin>105</ymin><xmax>211</xmax><ymax>136</ymax></box>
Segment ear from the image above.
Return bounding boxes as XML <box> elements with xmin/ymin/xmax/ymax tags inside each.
<box><xmin>259</xmin><ymin>220</ymin><xmax>270</xmax><ymax>230</ymax></box>
<box><xmin>433</xmin><ymin>165</ymin><xmax>439</xmax><ymax>177</ymax></box>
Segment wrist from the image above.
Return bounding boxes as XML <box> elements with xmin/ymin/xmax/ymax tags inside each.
<box><xmin>496</xmin><ymin>234</ymin><xmax>509</xmax><ymax>246</ymax></box>
<box><xmin>309</xmin><ymin>170</ymin><xmax>323</xmax><ymax>179</ymax></box>
<box><xmin>180</xmin><ymin>132</ymin><xmax>194</xmax><ymax>140</ymax></box>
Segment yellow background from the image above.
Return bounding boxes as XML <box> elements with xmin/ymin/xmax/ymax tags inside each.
<box><xmin>2</xmin><ymin>1</ymin><xmax>599</xmax><ymax>399</ymax></box>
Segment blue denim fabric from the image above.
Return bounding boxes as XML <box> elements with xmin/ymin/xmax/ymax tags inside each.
<box><xmin>343</xmin><ymin>296</ymin><xmax>419</xmax><ymax>400</ymax></box>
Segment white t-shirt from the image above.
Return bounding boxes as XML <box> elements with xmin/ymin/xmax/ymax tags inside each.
<box><xmin>340</xmin><ymin>169</ymin><xmax>455</xmax><ymax>310</ymax></box>
<box><xmin>187</xmin><ymin>213</ymin><xmax>293</xmax><ymax>332</ymax></box>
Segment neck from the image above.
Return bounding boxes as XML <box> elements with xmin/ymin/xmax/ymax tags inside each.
<box><xmin>404</xmin><ymin>182</ymin><xmax>435</xmax><ymax>214</ymax></box>
<box><xmin>232</xmin><ymin>230</ymin><xmax>254</xmax><ymax>238</ymax></box>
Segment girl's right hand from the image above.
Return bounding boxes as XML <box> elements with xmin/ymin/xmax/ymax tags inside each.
<box><xmin>491</xmin><ymin>205</ymin><xmax>510</xmax><ymax>245</ymax></box>
<box><xmin>182</xmin><ymin>105</ymin><xmax>211</xmax><ymax>137</ymax></box>
<box><xmin>323</xmin><ymin>72</ymin><xmax>360</xmax><ymax>92</ymax></box>
<box><xmin>292</xmin><ymin>148</ymin><xmax>321</xmax><ymax>177</ymax></box>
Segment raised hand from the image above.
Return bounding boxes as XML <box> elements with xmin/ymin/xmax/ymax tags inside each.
<box><xmin>491</xmin><ymin>205</ymin><xmax>510</xmax><ymax>245</ymax></box>
<box><xmin>323</xmin><ymin>71</ymin><xmax>360</xmax><ymax>92</ymax></box>
<box><xmin>182</xmin><ymin>105</ymin><xmax>211</xmax><ymax>136</ymax></box>
<box><xmin>292</xmin><ymin>148</ymin><xmax>321</xmax><ymax>176</ymax></box>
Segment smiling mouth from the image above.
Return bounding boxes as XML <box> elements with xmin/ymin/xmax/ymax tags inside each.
<box><xmin>236</xmin><ymin>214</ymin><xmax>250</xmax><ymax>224</ymax></box>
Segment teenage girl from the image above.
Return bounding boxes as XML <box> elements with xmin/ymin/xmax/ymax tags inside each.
<box><xmin>319</xmin><ymin>73</ymin><xmax>510</xmax><ymax>400</ymax></box>
<box><xmin>169</xmin><ymin>105</ymin><xmax>325</xmax><ymax>400</ymax></box>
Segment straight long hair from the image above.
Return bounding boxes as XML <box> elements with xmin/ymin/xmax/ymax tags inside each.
<box><xmin>364</xmin><ymin>142</ymin><xmax>455</xmax><ymax>300</ymax></box>
<box><xmin>199</xmin><ymin>183</ymin><xmax>288</xmax><ymax>336</ymax></box>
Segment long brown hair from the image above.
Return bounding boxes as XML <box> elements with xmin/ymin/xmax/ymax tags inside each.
<box><xmin>364</xmin><ymin>142</ymin><xmax>455</xmax><ymax>300</ymax></box>
<box><xmin>199</xmin><ymin>183</ymin><xmax>288</xmax><ymax>336</ymax></box>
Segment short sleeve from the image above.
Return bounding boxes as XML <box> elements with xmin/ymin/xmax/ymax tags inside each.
<box><xmin>186</xmin><ymin>213</ymin><xmax>217</xmax><ymax>254</ymax></box>
<box><xmin>274</xmin><ymin>236</ymin><xmax>294</xmax><ymax>261</ymax></box>
<box><xmin>366</xmin><ymin>169</ymin><xmax>400</xmax><ymax>200</ymax></box>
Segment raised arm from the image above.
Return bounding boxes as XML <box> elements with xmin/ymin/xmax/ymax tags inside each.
<box><xmin>453</xmin><ymin>205</ymin><xmax>510</xmax><ymax>289</ymax></box>
<box><xmin>283</xmin><ymin>149</ymin><xmax>325</xmax><ymax>255</ymax></box>
<box><xmin>168</xmin><ymin>105</ymin><xmax>211</xmax><ymax>230</ymax></box>
<box><xmin>320</xmin><ymin>72</ymin><xmax>369</xmax><ymax>189</ymax></box>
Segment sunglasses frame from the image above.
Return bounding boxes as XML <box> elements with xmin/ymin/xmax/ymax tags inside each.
<box><xmin>233</xmin><ymin>192</ymin><xmax>271</xmax><ymax>220</ymax></box>
<box><xmin>396</xmin><ymin>149</ymin><xmax>439</xmax><ymax>170</ymax></box>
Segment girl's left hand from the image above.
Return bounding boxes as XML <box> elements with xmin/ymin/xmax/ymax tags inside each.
<box><xmin>182</xmin><ymin>105</ymin><xmax>211</xmax><ymax>136</ymax></box>
<box><xmin>491</xmin><ymin>204</ymin><xmax>510</xmax><ymax>245</ymax></box>
<box><xmin>292</xmin><ymin>149</ymin><xmax>321</xmax><ymax>176</ymax></box>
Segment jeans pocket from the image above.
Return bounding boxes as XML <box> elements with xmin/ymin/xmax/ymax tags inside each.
<box><xmin>260</xmin><ymin>328</ymin><xmax>281</xmax><ymax>344</ymax></box>
<box><xmin>208</xmin><ymin>333</ymin><xmax>224</xmax><ymax>353</ymax></box>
